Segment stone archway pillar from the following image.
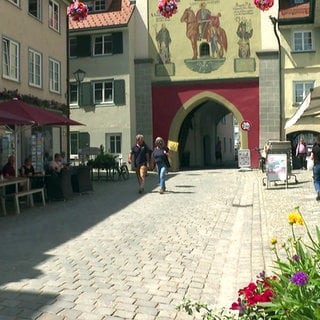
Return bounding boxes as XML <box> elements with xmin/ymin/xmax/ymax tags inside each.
<box><xmin>134</xmin><ymin>58</ymin><xmax>153</xmax><ymax>145</ymax></box>
<box><xmin>256</xmin><ymin>50</ymin><xmax>281</xmax><ymax>145</ymax></box>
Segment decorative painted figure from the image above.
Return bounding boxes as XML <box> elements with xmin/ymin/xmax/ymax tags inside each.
<box><xmin>236</xmin><ymin>20</ymin><xmax>253</xmax><ymax>58</ymax></box>
<box><xmin>155</xmin><ymin>24</ymin><xmax>172</xmax><ymax>64</ymax></box>
<box><xmin>180</xmin><ymin>7</ymin><xmax>199</xmax><ymax>60</ymax></box>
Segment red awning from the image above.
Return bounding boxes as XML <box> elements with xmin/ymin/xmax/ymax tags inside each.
<box><xmin>0</xmin><ymin>99</ymin><xmax>84</xmax><ymax>126</ymax></box>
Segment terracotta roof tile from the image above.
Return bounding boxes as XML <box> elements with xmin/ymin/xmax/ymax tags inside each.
<box><xmin>69</xmin><ymin>0</ymin><xmax>135</xmax><ymax>30</ymax></box>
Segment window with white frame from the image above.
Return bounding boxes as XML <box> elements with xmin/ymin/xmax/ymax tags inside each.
<box><xmin>93</xmin><ymin>34</ymin><xmax>112</xmax><ymax>56</ymax></box>
<box><xmin>49</xmin><ymin>0</ymin><xmax>60</xmax><ymax>31</ymax></box>
<box><xmin>69</xmin><ymin>83</ymin><xmax>78</xmax><ymax>106</ymax></box>
<box><xmin>93</xmin><ymin>81</ymin><xmax>113</xmax><ymax>104</ymax></box>
<box><xmin>2</xmin><ymin>37</ymin><xmax>19</xmax><ymax>81</ymax></box>
<box><xmin>293</xmin><ymin>81</ymin><xmax>314</xmax><ymax>105</ymax></box>
<box><xmin>8</xmin><ymin>0</ymin><xmax>20</xmax><ymax>6</ymax></box>
<box><xmin>29</xmin><ymin>0</ymin><xmax>41</xmax><ymax>19</ymax></box>
<box><xmin>87</xmin><ymin>0</ymin><xmax>108</xmax><ymax>12</ymax></box>
<box><xmin>94</xmin><ymin>0</ymin><xmax>107</xmax><ymax>11</ymax></box>
<box><xmin>106</xmin><ymin>133</ymin><xmax>122</xmax><ymax>154</ymax></box>
<box><xmin>49</xmin><ymin>58</ymin><xmax>61</xmax><ymax>93</ymax></box>
<box><xmin>28</xmin><ymin>49</ymin><xmax>42</xmax><ymax>87</ymax></box>
<box><xmin>293</xmin><ymin>31</ymin><xmax>313</xmax><ymax>52</ymax></box>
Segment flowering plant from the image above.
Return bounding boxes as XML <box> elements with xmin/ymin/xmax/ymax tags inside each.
<box><xmin>157</xmin><ymin>0</ymin><xmax>178</xmax><ymax>18</ymax></box>
<box><xmin>0</xmin><ymin>89</ymin><xmax>68</xmax><ymax>114</ymax></box>
<box><xmin>67</xmin><ymin>0</ymin><xmax>88</xmax><ymax>21</ymax></box>
<box><xmin>253</xmin><ymin>0</ymin><xmax>274</xmax><ymax>11</ymax></box>
<box><xmin>178</xmin><ymin>207</ymin><xmax>320</xmax><ymax>319</ymax></box>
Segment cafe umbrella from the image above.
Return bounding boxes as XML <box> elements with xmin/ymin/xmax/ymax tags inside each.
<box><xmin>0</xmin><ymin>99</ymin><xmax>83</xmax><ymax>126</ymax></box>
<box><xmin>0</xmin><ymin>110</ymin><xmax>34</xmax><ymax>126</ymax></box>
<box><xmin>0</xmin><ymin>99</ymin><xmax>84</xmax><ymax>176</ymax></box>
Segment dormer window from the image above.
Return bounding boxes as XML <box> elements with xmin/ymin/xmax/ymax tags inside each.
<box><xmin>86</xmin><ymin>0</ymin><xmax>111</xmax><ymax>12</ymax></box>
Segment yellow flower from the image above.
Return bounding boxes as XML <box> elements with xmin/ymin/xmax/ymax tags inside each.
<box><xmin>288</xmin><ymin>212</ymin><xmax>304</xmax><ymax>225</ymax></box>
<box><xmin>270</xmin><ymin>237</ymin><xmax>277</xmax><ymax>245</ymax></box>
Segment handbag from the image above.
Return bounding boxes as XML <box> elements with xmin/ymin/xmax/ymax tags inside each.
<box><xmin>307</xmin><ymin>158</ymin><xmax>314</xmax><ymax>170</ymax></box>
<box><xmin>164</xmin><ymin>154</ymin><xmax>171</xmax><ymax>168</ymax></box>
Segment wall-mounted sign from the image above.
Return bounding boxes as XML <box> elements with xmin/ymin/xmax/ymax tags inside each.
<box><xmin>241</xmin><ymin>120</ymin><xmax>251</xmax><ymax>131</ymax></box>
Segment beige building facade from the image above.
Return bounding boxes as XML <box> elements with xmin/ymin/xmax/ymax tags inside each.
<box><xmin>0</xmin><ymin>0</ymin><xmax>69</xmax><ymax>170</ymax></box>
<box><xmin>68</xmin><ymin>0</ymin><xmax>136</xmax><ymax>162</ymax></box>
<box><xmin>69</xmin><ymin>0</ymin><xmax>320</xmax><ymax>170</ymax></box>
<box><xmin>279</xmin><ymin>0</ymin><xmax>320</xmax><ymax>143</ymax></box>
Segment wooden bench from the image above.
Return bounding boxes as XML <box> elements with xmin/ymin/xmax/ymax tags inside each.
<box><xmin>14</xmin><ymin>188</ymin><xmax>45</xmax><ymax>215</ymax></box>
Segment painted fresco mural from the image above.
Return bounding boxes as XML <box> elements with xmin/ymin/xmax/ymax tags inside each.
<box><xmin>149</xmin><ymin>0</ymin><xmax>260</xmax><ymax>79</ymax></box>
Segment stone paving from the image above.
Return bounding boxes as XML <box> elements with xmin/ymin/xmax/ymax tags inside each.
<box><xmin>0</xmin><ymin>168</ymin><xmax>319</xmax><ymax>320</ymax></box>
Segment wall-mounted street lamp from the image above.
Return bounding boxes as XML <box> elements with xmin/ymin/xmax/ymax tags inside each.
<box><xmin>73</xmin><ymin>68</ymin><xmax>86</xmax><ymax>106</ymax></box>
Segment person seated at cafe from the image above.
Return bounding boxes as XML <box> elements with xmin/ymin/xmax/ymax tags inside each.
<box><xmin>2</xmin><ymin>155</ymin><xmax>15</xmax><ymax>177</ymax></box>
<box><xmin>20</xmin><ymin>158</ymin><xmax>35</xmax><ymax>177</ymax></box>
<box><xmin>2</xmin><ymin>155</ymin><xmax>16</xmax><ymax>194</ymax></box>
<box><xmin>49</xmin><ymin>153</ymin><xmax>64</xmax><ymax>173</ymax></box>
<box><xmin>61</xmin><ymin>151</ymin><xmax>68</xmax><ymax>166</ymax></box>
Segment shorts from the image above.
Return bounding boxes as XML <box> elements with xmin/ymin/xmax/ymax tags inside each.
<box><xmin>137</xmin><ymin>165</ymin><xmax>147</xmax><ymax>176</ymax></box>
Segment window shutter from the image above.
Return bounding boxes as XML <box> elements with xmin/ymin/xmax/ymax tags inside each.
<box><xmin>112</xmin><ymin>32</ymin><xmax>123</xmax><ymax>54</ymax></box>
<box><xmin>114</xmin><ymin>80</ymin><xmax>125</xmax><ymax>106</ymax></box>
<box><xmin>80</xmin><ymin>82</ymin><xmax>92</xmax><ymax>107</ymax></box>
<box><xmin>77</xmin><ymin>35</ymin><xmax>91</xmax><ymax>57</ymax></box>
<box><xmin>79</xmin><ymin>132</ymin><xmax>90</xmax><ymax>149</ymax></box>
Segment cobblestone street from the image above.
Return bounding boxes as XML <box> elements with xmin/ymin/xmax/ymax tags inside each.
<box><xmin>0</xmin><ymin>168</ymin><xmax>319</xmax><ymax>320</ymax></box>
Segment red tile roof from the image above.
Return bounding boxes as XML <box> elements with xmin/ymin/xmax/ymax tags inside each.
<box><xmin>69</xmin><ymin>0</ymin><xmax>135</xmax><ymax>30</ymax></box>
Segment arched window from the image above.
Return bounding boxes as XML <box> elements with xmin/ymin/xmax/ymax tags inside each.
<box><xmin>199</xmin><ymin>42</ymin><xmax>210</xmax><ymax>57</ymax></box>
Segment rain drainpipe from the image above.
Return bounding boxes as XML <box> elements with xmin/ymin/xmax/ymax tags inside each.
<box><xmin>66</xmin><ymin>13</ymin><xmax>70</xmax><ymax>161</ymax></box>
<box><xmin>269</xmin><ymin>15</ymin><xmax>284</xmax><ymax>141</ymax></box>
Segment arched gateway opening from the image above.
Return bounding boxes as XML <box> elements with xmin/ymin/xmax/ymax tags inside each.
<box><xmin>167</xmin><ymin>92</ymin><xmax>248</xmax><ymax>171</ymax></box>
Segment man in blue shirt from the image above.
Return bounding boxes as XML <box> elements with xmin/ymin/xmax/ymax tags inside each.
<box><xmin>128</xmin><ymin>134</ymin><xmax>151</xmax><ymax>194</ymax></box>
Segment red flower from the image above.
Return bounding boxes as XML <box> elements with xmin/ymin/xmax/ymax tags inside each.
<box><xmin>253</xmin><ymin>0</ymin><xmax>274</xmax><ymax>11</ymax></box>
<box><xmin>158</xmin><ymin>0</ymin><xmax>178</xmax><ymax>18</ymax></box>
<box><xmin>67</xmin><ymin>0</ymin><xmax>89</xmax><ymax>21</ymax></box>
<box><xmin>230</xmin><ymin>274</ymin><xmax>276</xmax><ymax>315</ymax></box>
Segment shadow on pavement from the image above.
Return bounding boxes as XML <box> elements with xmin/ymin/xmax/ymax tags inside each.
<box><xmin>0</xmin><ymin>171</ymin><xmax>177</xmax><ymax>319</ymax></box>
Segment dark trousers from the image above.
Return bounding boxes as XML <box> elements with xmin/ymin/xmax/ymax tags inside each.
<box><xmin>297</xmin><ymin>153</ymin><xmax>306</xmax><ymax>169</ymax></box>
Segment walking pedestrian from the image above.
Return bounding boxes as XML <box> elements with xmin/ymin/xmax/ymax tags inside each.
<box><xmin>296</xmin><ymin>137</ymin><xmax>307</xmax><ymax>170</ymax></box>
<box><xmin>128</xmin><ymin>134</ymin><xmax>151</xmax><ymax>194</ymax></box>
<box><xmin>311</xmin><ymin>135</ymin><xmax>320</xmax><ymax>201</ymax></box>
<box><xmin>151</xmin><ymin>137</ymin><xmax>170</xmax><ymax>194</ymax></box>
<box><xmin>215</xmin><ymin>138</ymin><xmax>222</xmax><ymax>164</ymax></box>
<box><xmin>2</xmin><ymin>155</ymin><xmax>16</xmax><ymax>177</ymax></box>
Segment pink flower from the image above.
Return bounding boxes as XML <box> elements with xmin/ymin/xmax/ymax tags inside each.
<box><xmin>67</xmin><ymin>0</ymin><xmax>89</xmax><ymax>21</ymax></box>
<box><xmin>253</xmin><ymin>0</ymin><xmax>274</xmax><ymax>11</ymax></box>
<box><xmin>158</xmin><ymin>0</ymin><xmax>178</xmax><ymax>18</ymax></box>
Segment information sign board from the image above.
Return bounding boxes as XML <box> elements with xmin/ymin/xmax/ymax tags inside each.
<box><xmin>238</xmin><ymin>149</ymin><xmax>251</xmax><ymax>168</ymax></box>
<box><xmin>267</xmin><ymin>153</ymin><xmax>287</xmax><ymax>181</ymax></box>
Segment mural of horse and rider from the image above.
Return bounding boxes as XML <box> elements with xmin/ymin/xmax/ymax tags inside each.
<box><xmin>180</xmin><ymin>5</ymin><xmax>228</xmax><ymax>60</ymax></box>
<box><xmin>151</xmin><ymin>1</ymin><xmax>256</xmax><ymax>75</ymax></box>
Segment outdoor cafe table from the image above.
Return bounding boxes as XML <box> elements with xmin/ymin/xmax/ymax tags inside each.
<box><xmin>0</xmin><ymin>177</ymin><xmax>29</xmax><ymax>215</ymax></box>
